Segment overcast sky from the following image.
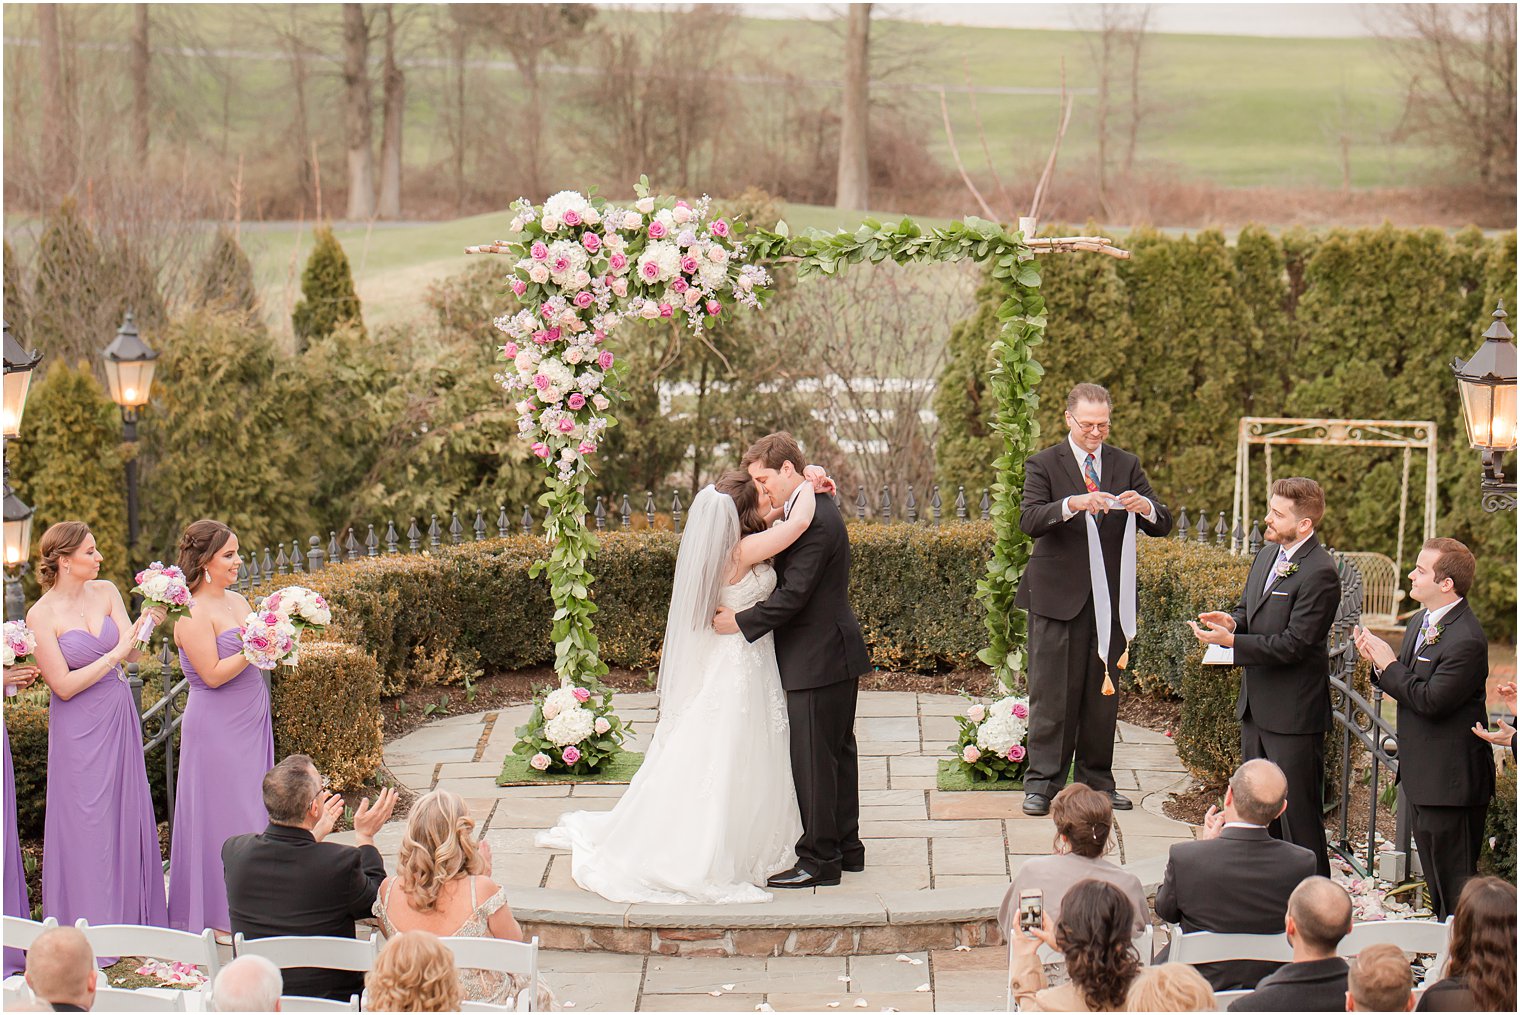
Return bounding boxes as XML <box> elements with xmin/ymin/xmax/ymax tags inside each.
<box><xmin>609</xmin><ymin>3</ymin><xmax>1411</xmax><ymax>38</ymax></box>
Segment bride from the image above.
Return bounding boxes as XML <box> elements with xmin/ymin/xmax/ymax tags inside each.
<box><xmin>535</xmin><ymin>469</ymin><xmax>823</xmax><ymax>904</ymax></box>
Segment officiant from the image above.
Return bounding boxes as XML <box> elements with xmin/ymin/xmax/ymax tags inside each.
<box><xmin>1014</xmin><ymin>383</ymin><xmax>1173</xmax><ymax>817</ymax></box>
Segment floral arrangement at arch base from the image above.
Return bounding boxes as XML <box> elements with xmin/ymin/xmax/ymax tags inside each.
<box><xmin>948</xmin><ymin>693</ymin><xmax>1031</xmax><ymax>783</ymax></box>
<box><xmin>484</xmin><ymin>178</ymin><xmax>774</xmax><ymax>774</ymax></box>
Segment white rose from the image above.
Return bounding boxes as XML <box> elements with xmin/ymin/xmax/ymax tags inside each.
<box><xmin>624</xmin><ymin>212</ymin><xmax>642</xmax><ymax>230</ymax></box>
<box><xmin>592</xmin><ymin>395</ymin><xmax>610</xmax><ymax>411</ymax></box>
<box><xmin>565</xmin><ymin>347</ymin><xmax>584</xmax><ymax>365</ymax></box>
<box><xmin>611</xmin><ymin>278</ymin><xmax>629</xmax><ymax>297</ymax></box>
<box><xmin>672</xmin><ymin>205</ymin><xmax>692</xmax><ymax>224</ymax></box>
<box><xmin>573</xmin><ymin>270</ymin><xmax>592</xmax><ymax>290</ymax></box>
<box><xmin>594</xmin><ymin>717</ymin><xmax>612</xmax><ymax>735</ymax></box>
<box><xmin>636</xmin><ymin>197</ymin><xmax>655</xmax><ymax>214</ymax></box>
<box><xmin>584</xmin><ymin>207</ymin><xmax>601</xmax><ymax>225</ymax></box>
<box><xmin>541</xmin><ymin>213</ymin><xmax>561</xmax><ymax>233</ymax></box>
<box><xmin>529</xmin><ymin>264</ymin><xmax>550</xmax><ymax>284</ymax></box>
<box><xmin>640</xmin><ymin>301</ymin><xmax>660</xmax><ymax>319</ymax></box>
<box><xmin>509</xmin><ymin>217</ymin><xmax>524</xmax><ymax>233</ymax></box>
<box><xmin>706</xmin><ymin>244</ymin><xmax>729</xmax><ymax>263</ymax></box>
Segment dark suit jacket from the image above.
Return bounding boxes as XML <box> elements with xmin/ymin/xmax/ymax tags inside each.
<box><xmin>1374</xmin><ymin>600</ymin><xmax>1493</xmax><ymax>808</ymax></box>
<box><xmin>222</xmin><ymin>823</ymin><xmax>386</xmax><ymax>1001</ymax></box>
<box><xmin>1154</xmin><ymin>825</ymin><xmax>1317</xmax><ymax>990</ymax></box>
<box><xmin>1230</xmin><ymin>534</ymin><xmax>1342</xmax><ymax>735</ymax></box>
<box><xmin>1227</xmin><ymin>956</ymin><xmax>1350</xmax><ymax>1011</ymax></box>
<box><xmin>736</xmin><ymin>491</ymin><xmax>871</xmax><ymax>691</ymax></box>
<box><xmin>1014</xmin><ymin>440</ymin><xmax>1172</xmax><ymax>621</ymax></box>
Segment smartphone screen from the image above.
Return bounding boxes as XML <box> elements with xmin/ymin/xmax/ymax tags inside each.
<box><xmin>1017</xmin><ymin>889</ymin><xmax>1044</xmax><ymax>932</ymax></box>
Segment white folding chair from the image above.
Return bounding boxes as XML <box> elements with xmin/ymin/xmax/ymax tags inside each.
<box><xmin>276</xmin><ymin>994</ymin><xmax>361</xmax><ymax>1012</ymax></box>
<box><xmin>74</xmin><ymin>919</ymin><xmax>223</xmax><ymax>981</ymax></box>
<box><xmin>460</xmin><ymin>1002</ymin><xmax>515</xmax><ymax>1013</ymax></box>
<box><xmin>439</xmin><ymin>936</ymin><xmax>540</xmax><ymax>1013</ymax></box>
<box><xmin>92</xmin><ymin>985</ymin><xmax>188</xmax><ymax>1011</ymax></box>
<box><xmin>2</xmin><ymin>982</ymin><xmax>33</xmax><ymax>1008</ymax></box>
<box><xmin>1213</xmin><ymin>988</ymin><xmax>1250</xmax><ymax>1010</ymax></box>
<box><xmin>1340</xmin><ymin>917</ymin><xmax>1454</xmax><ymax>986</ymax></box>
<box><xmin>2</xmin><ymin>914</ymin><xmax>59</xmax><ymax>952</ymax></box>
<box><xmin>1166</xmin><ymin>925</ymin><xmax>1294</xmax><ymax>966</ymax></box>
<box><xmin>233</xmin><ymin>931</ymin><xmax>380</xmax><ymax>982</ymax></box>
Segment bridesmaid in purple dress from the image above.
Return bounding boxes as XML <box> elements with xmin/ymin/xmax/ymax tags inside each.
<box><xmin>167</xmin><ymin>520</ymin><xmax>272</xmax><ymax>937</ymax></box>
<box><xmin>27</xmin><ymin>521</ymin><xmax>168</xmax><ymax>937</ymax></box>
<box><xmin>4</xmin><ymin>662</ymin><xmax>42</xmax><ymax>976</ymax></box>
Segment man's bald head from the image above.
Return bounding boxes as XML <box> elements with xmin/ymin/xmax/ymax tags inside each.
<box><xmin>1229</xmin><ymin>758</ymin><xmax>1288</xmax><ymax>826</ymax></box>
<box><xmin>24</xmin><ymin>927</ymin><xmax>96</xmax><ymax>1009</ymax></box>
<box><xmin>1287</xmin><ymin>876</ymin><xmax>1353</xmax><ymax>955</ymax></box>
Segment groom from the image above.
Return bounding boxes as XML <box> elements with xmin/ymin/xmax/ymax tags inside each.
<box><xmin>714</xmin><ymin>432</ymin><xmax>871</xmax><ymax>888</ymax></box>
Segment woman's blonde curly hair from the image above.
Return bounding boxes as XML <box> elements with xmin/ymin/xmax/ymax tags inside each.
<box><xmin>364</xmin><ymin>931</ymin><xmax>460</xmax><ymax>1012</ymax></box>
<box><xmin>395</xmin><ymin>789</ymin><xmax>487</xmax><ymax>912</ymax></box>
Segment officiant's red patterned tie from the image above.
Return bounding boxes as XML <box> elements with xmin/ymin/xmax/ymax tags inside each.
<box><xmin>1083</xmin><ymin>453</ymin><xmax>1101</xmax><ymax>493</ymax></box>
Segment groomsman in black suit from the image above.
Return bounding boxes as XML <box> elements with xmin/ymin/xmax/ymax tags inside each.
<box><xmin>1191</xmin><ymin>477</ymin><xmax>1340</xmax><ymax>876</ymax></box>
<box><xmin>1015</xmin><ymin>383</ymin><xmax>1172</xmax><ymax>816</ymax></box>
<box><xmin>1353</xmin><ymin>538</ymin><xmax>1494</xmax><ymax>920</ymax></box>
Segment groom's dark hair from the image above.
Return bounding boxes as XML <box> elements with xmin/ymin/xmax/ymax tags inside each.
<box><xmin>741</xmin><ymin>432</ymin><xmax>806</xmax><ymax>473</ymax></box>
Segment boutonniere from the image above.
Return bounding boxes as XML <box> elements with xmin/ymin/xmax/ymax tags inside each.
<box><xmin>1273</xmin><ymin>559</ymin><xmax>1299</xmax><ymax>580</ymax></box>
<box><xmin>1420</xmin><ymin>618</ymin><xmax>1442</xmax><ymax>646</ymax></box>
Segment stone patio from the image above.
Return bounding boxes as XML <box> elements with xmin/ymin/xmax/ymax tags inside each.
<box><xmin>328</xmin><ymin>691</ymin><xmax>1202</xmax><ymax>1007</ymax></box>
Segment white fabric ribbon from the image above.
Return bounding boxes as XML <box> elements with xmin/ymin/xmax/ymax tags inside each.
<box><xmin>1085</xmin><ymin>509</ymin><xmax>1137</xmax><ymax>678</ymax></box>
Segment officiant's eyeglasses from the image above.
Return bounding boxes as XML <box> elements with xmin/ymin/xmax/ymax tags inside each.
<box><xmin>1066</xmin><ymin>413</ymin><xmax>1111</xmax><ymax>435</ymax></box>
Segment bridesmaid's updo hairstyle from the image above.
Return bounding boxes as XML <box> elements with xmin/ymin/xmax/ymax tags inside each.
<box><xmin>714</xmin><ymin>469</ymin><xmax>767</xmax><ymax>536</ymax></box>
<box><xmin>396</xmin><ymin>790</ymin><xmax>487</xmax><ymax>912</ymax></box>
<box><xmin>177</xmin><ymin>519</ymin><xmax>235</xmax><ymax>589</ymax></box>
<box><xmin>37</xmin><ymin>521</ymin><xmax>93</xmax><ymax>590</ymax></box>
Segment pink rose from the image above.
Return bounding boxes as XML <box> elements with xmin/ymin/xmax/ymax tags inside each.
<box><xmin>530</xmin><ymin>330</ymin><xmax>547</xmax><ymax>346</ymax></box>
<box><xmin>546</xmin><ymin>327</ymin><xmax>562</xmax><ymax>342</ymax></box>
<box><xmin>562</xmin><ymin>746</ymin><xmax>582</xmax><ymax>765</ymax></box>
<box><xmin>705</xmin><ymin>300</ymin><xmax>721</xmax><ymax>316</ymax></box>
<box><xmin>552</xmin><ymin>256</ymin><xmax>571</xmax><ymax>274</ymax></box>
<box><xmin>529</xmin><ymin>753</ymin><xmax>551</xmax><ymax>771</ymax></box>
<box><xmin>594</xmin><ymin>717</ymin><xmax>611</xmax><ymax>735</ymax></box>
<box><xmin>710</xmin><ymin>218</ymin><xmax>730</xmax><ymax>237</ymax></box>
<box><xmin>659</xmin><ymin>303</ymin><xmax>673</xmax><ymax>318</ymax></box>
<box><xmin>262</xmin><ymin>612</ymin><xmax>279</xmax><ymax>625</ymax></box>
<box><xmin>592</xmin><ymin>395</ymin><xmax>610</xmax><ymax>411</ymax></box>
<box><xmin>574</xmin><ymin>291</ymin><xmax>594</xmax><ymax>309</ymax></box>
<box><xmin>502</xmin><ymin>342</ymin><xmax>519</xmax><ymax>359</ymax></box>
<box><xmin>681</xmin><ymin>255</ymin><xmax>699</xmax><ymax>274</ymax></box>
<box><xmin>611</xmin><ymin>278</ymin><xmax>629</xmax><ymax>297</ymax></box>
<box><xmin>531</xmin><ymin>442</ymin><xmax>550</xmax><ymax>459</ymax></box>
<box><xmin>563</xmin><ymin>209</ymin><xmax>581</xmax><ymax>227</ymax></box>
<box><xmin>641</xmin><ymin>261</ymin><xmax>661</xmax><ymax>281</ymax></box>
<box><xmin>598</xmin><ymin>350</ymin><xmax>615</xmax><ymax>370</ymax></box>
<box><xmin>530</xmin><ymin>241</ymin><xmax>548</xmax><ymax>261</ymax></box>
<box><xmin>578</xmin><ymin>440</ymin><xmax>597</xmax><ymax>455</ymax></box>
<box><xmin>529</xmin><ymin>264</ymin><xmax>550</xmax><ymax>284</ymax></box>
<box><xmin>593</xmin><ymin>329</ymin><xmax>607</xmax><ymax>343</ymax></box>
<box><xmin>572</xmin><ymin>687</ymin><xmax>591</xmax><ymax>703</ymax></box>
<box><xmin>557</xmin><ymin>418</ymin><xmax>575</xmax><ymax>433</ymax></box>
<box><xmin>671</xmin><ymin>278</ymin><xmax>689</xmax><ymax>294</ymax></box>
<box><xmin>582</xmin><ymin>232</ymin><xmax>601</xmax><ymax>253</ymax></box>
<box><xmin>1011</xmin><ymin>703</ymin><xmax>1029</xmax><ymax>719</ymax></box>
<box><xmin>533</xmin><ymin>374</ymin><xmax>551</xmax><ymax>390</ymax></box>
<box><xmin>609</xmin><ymin>252</ymin><xmax>628</xmax><ymax>271</ymax></box>
<box><xmin>1007</xmin><ymin>744</ymin><xmax>1026</xmax><ymax>762</ymax></box>
<box><xmin>511</xmin><ymin>279</ymin><xmax>528</xmax><ymax>297</ymax></box>
<box><xmin>962</xmin><ymin>745</ymin><xmax>981</xmax><ymax>764</ymax></box>
<box><xmin>648</xmin><ymin>221</ymin><xmax>667</xmax><ymax>239</ymax></box>
<box><xmin>567</xmin><ymin>394</ymin><xmax>587</xmax><ymax>412</ymax></box>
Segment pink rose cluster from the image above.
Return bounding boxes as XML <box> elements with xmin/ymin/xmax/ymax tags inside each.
<box><xmin>238</xmin><ymin>610</ymin><xmax>298</xmax><ymax>670</ymax></box>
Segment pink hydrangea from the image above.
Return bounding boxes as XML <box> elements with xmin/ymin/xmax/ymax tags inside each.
<box><xmin>572</xmin><ymin>687</ymin><xmax>591</xmax><ymax>702</ymax></box>
<box><xmin>562</xmin><ymin>746</ymin><xmax>582</xmax><ymax>764</ymax></box>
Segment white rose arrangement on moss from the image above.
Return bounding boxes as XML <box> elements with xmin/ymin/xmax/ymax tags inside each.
<box><xmin>514</xmin><ymin>683</ymin><xmax>631</xmax><ymax>775</ymax></box>
<box><xmin>948</xmin><ymin>694</ymin><xmax>1031</xmax><ymax>783</ymax></box>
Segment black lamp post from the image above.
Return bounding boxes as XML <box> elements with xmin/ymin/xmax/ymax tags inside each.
<box><xmin>1452</xmin><ymin>300</ymin><xmax>1518</xmax><ymax>512</ymax></box>
<box><xmin>101</xmin><ymin>312</ymin><xmax>159</xmax><ymax>561</ymax></box>
<box><xmin>3</xmin><ymin>320</ymin><xmax>42</xmax><ymax>619</ymax></box>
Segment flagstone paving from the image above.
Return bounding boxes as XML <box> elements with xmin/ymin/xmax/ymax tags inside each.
<box><xmin>330</xmin><ymin>691</ymin><xmax>1202</xmax><ymax>1008</ymax></box>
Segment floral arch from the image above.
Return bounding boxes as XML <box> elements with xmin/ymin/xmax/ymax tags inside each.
<box><xmin>469</xmin><ymin>180</ymin><xmax>1045</xmax><ymax>773</ymax></box>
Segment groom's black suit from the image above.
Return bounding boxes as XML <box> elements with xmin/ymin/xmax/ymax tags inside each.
<box><xmin>737</xmin><ymin>490</ymin><xmax>871</xmax><ymax>880</ymax></box>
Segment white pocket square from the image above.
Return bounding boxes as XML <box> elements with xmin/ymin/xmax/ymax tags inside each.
<box><xmin>1417</xmin><ymin>656</ymin><xmax>1433</xmax><ymax>663</ymax></box>
<box><xmin>1270</xmin><ymin>590</ymin><xmax>1290</xmax><ymax>596</ymax></box>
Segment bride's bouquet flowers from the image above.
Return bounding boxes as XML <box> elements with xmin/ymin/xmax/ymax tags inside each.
<box><xmin>2</xmin><ymin>621</ymin><xmax>37</xmax><ymax>695</ymax></box>
<box><xmin>947</xmin><ymin>693</ymin><xmax>1032</xmax><ymax>783</ymax></box>
<box><xmin>238</xmin><ymin>610</ymin><xmax>299</xmax><ymax>670</ymax></box>
<box><xmin>493</xmin><ymin>180</ymin><xmax>773</xmax><ymax>485</ymax></box>
<box><xmin>131</xmin><ymin>562</ymin><xmax>194</xmax><ymax>648</ymax></box>
<box><xmin>515</xmin><ymin>682</ymin><xmax>629</xmax><ymax>776</ymax></box>
<box><xmin>259</xmin><ymin>585</ymin><xmax>332</xmax><ymax>632</ymax></box>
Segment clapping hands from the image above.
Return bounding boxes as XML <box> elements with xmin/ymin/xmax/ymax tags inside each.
<box><xmin>353</xmin><ymin>787</ymin><xmax>399</xmax><ymax>845</ymax></box>
<box><xmin>1473</xmin><ymin>681</ymin><xmax>1517</xmax><ymax>746</ymax></box>
<box><xmin>1352</xmin><ymin>625</ymin><xmax>1397</xmax><ymax>671</ymax></box>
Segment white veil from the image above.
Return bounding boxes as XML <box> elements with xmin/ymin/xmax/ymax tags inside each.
<box><xmin>657</xmin><ymin>484</ymin><xmax>740</xmax><ymax>718</ymax></box>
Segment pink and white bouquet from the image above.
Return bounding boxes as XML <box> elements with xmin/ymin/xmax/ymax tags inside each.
<box><xmin>238</xmin><ymin>610</ymin><xmax>299</xmax><ymax>670</ymax></box>
<box><xmin>493</xmin><ymin>181</ymin><xmax>773</xmax><ymax>485</ymax></box>
<box><xmin>514</xmin><ymin>682</ymin><xmax>628</xmax><ymax>775</ymax></box>
<box><xmin>131</xmin><ymin>561</ymin><xmax>194</xmax><ymax>648</ymax></box>
<box><xmin>948</xmin><ymin>693</ymin><xmax>1031</xmax><ymax>783</ymax></box>
<box><xmin>2</xmin><ymin>621</ymin><xmax>37</xmax><ymax>696</ymax></box>
<box><xmin>259</xmin><ymin>585</ymin><xmax>331</xmax><ymax>632</ymax></box>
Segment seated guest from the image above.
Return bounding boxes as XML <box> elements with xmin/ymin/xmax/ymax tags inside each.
<box><xmin>222</xmin><ymin>755</ymin><xmax>397</xmax><ymax>1001</ymax></box>
<box><xmin>1125</xmin><ymin>964</ymin><xmax>1216</xmax><ymax>1012</ymax></box>
<box><xmin>373</xmin><ymin>789</ymin><xmax>553</xmax><ymax>1009</ymax></box>
<box><xmin>1227</xmin><ymin>876</ymin><xmax>1352</xmax><ymax>1011</ymax></box>
<box><xmin>1417</xmin><ymin>876</ymin><xmax>1516</xmax><ymax>1012</ymax></box>
<box><xmin>1155</xmin><ymin>758</ymin><xmax>1316</xmax><ymax>990</ymax></box>
<box><xmin>1347</xmin><ymin>943</ymin><xmax>1415</xmax><ymax>1012</ymax></box>
<box><xmin>364</xmin><ymin>931</ymin><xmax>460</xmax><ymax>1013</ymax></box>
<box><xmin>998</xmin><ymin>783</ymin><xmax>1148</xmax><ymax>940</ymax></box>
<box><xmin>212</xmin><ymin>955</ymin><xmax>284</xmax><ymax>1012</ymax></box>
<box><xmin>23</xmin><ymin>927</ymin><xmax>96</xmax><ymax>1012</ymax></box>
<box><xmin>1010</xmin><ymin>879</ymin><xmax>1142</xmax><ymax>1011</ymax></box>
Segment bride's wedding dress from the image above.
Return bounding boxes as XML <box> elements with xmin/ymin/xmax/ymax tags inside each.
<box><xmin>536</xmin><ymin>562</ymin><xmax>802</xmax><ymax>904</ymax></box>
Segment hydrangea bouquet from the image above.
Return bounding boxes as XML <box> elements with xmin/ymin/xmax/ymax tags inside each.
<box><xmin>131</xmin><ymin>562</ymin><xmax>194</xmax><ymax>648</ymax></box>
<box><xmin>947</xmin><ymin>693</ymin><xmax>1032</xmax><ymax>783</ymax></box>
<box><xmin>512</xmin><ymin>683</ymin><xmax>630</xmax><ymax>776</ymax></box>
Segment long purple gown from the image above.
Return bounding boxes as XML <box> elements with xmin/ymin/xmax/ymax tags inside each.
<box><xmin>167</xmin><ymin>630</ymin><xmax>273</xmax><ymax>933</ymax></box>
<box><xmin>4</xmin><ymin>721</ymin><xmax>29</xmax><ymax>976</ymax></box>
<box><xmin>42</xmin><ymin>616</ymin><xmax>168</xmax><ymax>934</ymax></box>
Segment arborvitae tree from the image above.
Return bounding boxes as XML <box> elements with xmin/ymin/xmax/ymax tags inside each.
<box><xmin>30</xmin><ymin>199</ymin><xmax>109</xmax><ymax>367</ymax></box>
<box><xmin>193</xmin><ymin>227</ymin><xmax>262</xmax><ymax>323</ymax></box>
<box><xmin>138</xmin><ymin>308</ymin><xmax>314</xmax><ymax>564</ymax></box>
<box><xmin>7</xmin><ymin>361</ymin><xmax>129</xmax><ymax>590</ymax></box>
<box><xmin>291</xmin><ymin>226</ymin><xmax>365</xmax><ymax>351</ymax></box>
<box><xmin>107</xmin><ymin>242</ymin><xmax>168</xmax><ymax>341</ymax></box>
<box><xmin>3</xmin><ymin>241</ymin><xmax>29</xmax><ymax>346</ymax></box>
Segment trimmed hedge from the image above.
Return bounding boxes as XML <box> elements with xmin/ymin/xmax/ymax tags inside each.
<box><xmin>1480</xmin><ymin>762</ymin><xmax>1516</xmax><ymax>881</ymax></box>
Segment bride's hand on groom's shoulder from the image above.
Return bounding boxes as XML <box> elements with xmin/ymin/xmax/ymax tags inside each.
<box><xmin>713</xmin><ymin>606</ymin><xmax>740</xmax><ymax>635</ymax></box>
<box><xmin>803</xmin><ymin>464</ymin><xmax>837</xmax><ymax>497</ymax></box>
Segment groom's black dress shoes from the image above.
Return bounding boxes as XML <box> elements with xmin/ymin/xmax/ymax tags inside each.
<box><xmin>1021</xmin><ymin>792</ymin><xmax>1051</xmax><ymax>816</ymax></box>
<box><xmin>1106</xmin><ymin>790</ymin><xmax>1134</xmax><ymax>810</ymax></box>
<box><xmin>767</xmin><ymin>866</ymin><xmax>841</xmax><ymax>889</ymax></box>
<box><xmin>842</xmin><ymin>859</ymin><xmax>865</xmax><ymax>873</ymax></box>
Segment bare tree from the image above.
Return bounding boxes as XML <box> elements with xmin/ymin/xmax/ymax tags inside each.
<box><xmin>1384</xmin><ymin>3</ymin><xmax>1517</xmax><ymax>195</ymax></box>
<box><xmin>835</xmin><ymin>3</ymin><xmax>872</xmax><ymax>210</ymax></box>
<box><xmin>1078</xmin><ymin>4</ymin><xmax>1150</xmax><ymax>215</ymax></box>
<box><xmin>343</xmin><ymin>3</ymin><xmax>376</xmax><ymax>220</ymax></box>
<box><xmin>377</xmin><ymin>3</ymin><xmax>405</xmax><ymax>218</ymax></box>
<box><xmin>38</xmin><ymin>3</ymin><xmax>72</xmax><ymax>196</ymax></box>
<box><xmin>131</xmin><ymin>4</ymin><xmax>150</xmax><ymax>164</ymax></box>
